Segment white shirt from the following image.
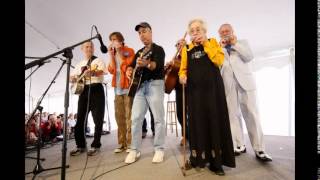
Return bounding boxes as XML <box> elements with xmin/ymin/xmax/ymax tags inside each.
<box><xmin>72</xmin><ymin>57</ymin><xmax>107</xmax><ymax>85</ymax></box>
<box><xmin>68</xmin><ymin>119</ymin><xmax>76</xmax><ymax>127</ymax></box>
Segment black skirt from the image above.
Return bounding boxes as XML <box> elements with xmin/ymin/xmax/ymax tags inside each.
<box><xmin>186</xmin><ymin>45</ymin><xmax>235</xmax><ymax>168</ymax></box>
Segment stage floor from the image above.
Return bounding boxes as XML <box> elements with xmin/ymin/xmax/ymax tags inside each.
<box><xmin>25</xmin><ymin>131</ymin><xmax>294</xmax><ymax>180</ymax></box>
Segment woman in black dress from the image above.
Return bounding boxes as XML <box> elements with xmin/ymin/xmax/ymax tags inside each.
<box><xmin>178</xmin><ymin>19</ymin><xmax>235</xmax><ymax>175</ymax></box>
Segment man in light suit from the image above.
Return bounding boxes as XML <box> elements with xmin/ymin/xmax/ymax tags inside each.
<box><xmin>218</xmin><ymin>23</ymin><xmax>272</xmax><ymax>162</ymax></box>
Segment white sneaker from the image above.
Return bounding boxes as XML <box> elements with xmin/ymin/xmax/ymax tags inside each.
<box><xmin>114</xmin><ymin>147</ymin><xmax>125</xmax><ymax>153</ymax></box>
<box><xmin>125</xmin><ymin>150</ymin><xmax>141</xmax><ymax>164</ymax></box>
<box><xmin>56</xmin><ymin>135</ymin><xmax>64</xmax><ymax>139</ymax></box>
<box><xmin>152</xmin><ymin>150</ymin><xmax>164</xmax><ymax>163</ymax></box>
<box><xmin>126</xmin><ymin>148</ymin><xmax>131</xmax><ymax>153</ymax></box>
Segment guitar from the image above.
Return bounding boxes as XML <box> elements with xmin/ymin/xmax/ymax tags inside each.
<box><xmin>164</xmin><ymin>57</ymin><xmax>181</xmax><ymax>94</ymax></box>
<box><xmin>164</xmin><ymin>32</ymin><xmax>187</xmax><ymax>94</ymax></box>
<box><xmin>71</xmin><ymin>64</ymin><xmax>98</xmax><ymax>95</ymax></box>
<box><xmin>128</xmin><ymin>48</ymin><xmax>152</xmax><ymax>97</ymax></box>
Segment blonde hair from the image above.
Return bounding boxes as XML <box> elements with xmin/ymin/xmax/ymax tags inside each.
<box><xmin>187</xmin><ymin>18</ymin><xmax>207</xmax><ymax>34</ymax></box>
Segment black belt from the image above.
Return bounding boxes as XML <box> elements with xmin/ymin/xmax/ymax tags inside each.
<box><xmin>84</xmin><ymin>83</ymin><xmax>102</xmax><ymax>87</ymax></box>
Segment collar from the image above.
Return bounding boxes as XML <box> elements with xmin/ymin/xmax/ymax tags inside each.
<box><xmin>225</xmin><ymin>44</ymin><xmax>232</xmax><ymax>49</ymax></box>
<box><xmin>120</xmin><ymin>45</ymin><xmax>128</xmax><ymax>51</ymax></box>
<box><xmin>186</xmin><ymin>42</ymin><xmax>195</xmax><ymax>51</ymax></box>
<box><xmin>186</xmin><ymin>40</ymin><xmax>209</xmax><ymax>51</ymax></box>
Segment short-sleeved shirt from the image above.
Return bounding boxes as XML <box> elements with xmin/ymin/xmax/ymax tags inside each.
<box><xmin>115</xmin><ymin>53</ymin><xmax>129</xmax><ymax>95</ymax></box>
<box><xmin>72</xmin><ymin>56</ymin><xmax>107</xmax><ymax>85</ymax></box>
<box><xmin>130</xmin><ymin>43</ymin><xmax>165</xmax><ymax>83</ymax></box>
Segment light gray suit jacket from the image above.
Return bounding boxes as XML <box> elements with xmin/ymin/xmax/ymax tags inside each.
<box><xmin>221</xmin><ymin>40</ymin><xmax>256</xmax><ymax>95</ymax></box>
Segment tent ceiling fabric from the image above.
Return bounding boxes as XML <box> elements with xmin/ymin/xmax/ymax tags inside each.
<box><xmin>25</xmin><ymin>0</ymin><xmax>294</xmax><ymax>98</ymax></box>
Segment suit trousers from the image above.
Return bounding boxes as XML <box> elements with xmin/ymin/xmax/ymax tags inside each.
<box><xmin>226</xmin><ymin>74</ymin><xmax>265</xmax><ymax>152</ymax></box>
<box><xmin>114</xmin><ymin>94</ymin><xmax>133</xmax><ymax>148</ymax></box>
<box><xmin>75</xmin><ymin>83</ymin><xmax>105</xmax><ymax>148</ymax></box>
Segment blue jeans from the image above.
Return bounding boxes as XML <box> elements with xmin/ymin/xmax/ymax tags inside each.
<box><xmin>131</xmin><ymin>79</ymin><xmax>165</xmax><ymax>151</ymax></box>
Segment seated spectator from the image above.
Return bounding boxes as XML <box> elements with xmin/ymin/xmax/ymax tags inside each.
<box><xmin>26</xmin><ymin>117</ymin><xmax>38</xmax><ymax>145</ymax></box>
<box><xmin>25</xmin><ymin>113</ymin><xmax>29</xmax><ymax>125</ymax></box>
<box><xmin>68</xmin><ymin>113</ymin><xmax>76</xmax><ymax>138</ymax></box>
<box><xmin>41</xmin><ymin>115</ymin><xmax>52</xmax><ymax>142</ymax></box>
<box><xmin>41</xmin><ymin>112</ymin><xmax>48</xmax><ymax>123</ymax></box>
<box><xmin>41</xmin><ymin>114</ymin><xmax>63</xmax><ymax>143</ymax></box>
<box><xmin>53</xmin><ymin>115</ymin><xmax>64</xmax><ymax>142</ymax></box>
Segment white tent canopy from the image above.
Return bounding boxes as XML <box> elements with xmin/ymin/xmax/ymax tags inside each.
<box><xmin>25</xmin><ymin>0</ymin><xmax>294</xmax><ymax>136</ymax></box>
<box><xmin>25</xmin><ymin>0</ymin><xmax>294</xmax><ymax>97</ymax></box>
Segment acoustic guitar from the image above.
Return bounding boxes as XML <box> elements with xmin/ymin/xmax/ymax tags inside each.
<box><xmin>164</xmin><ymin>32</ymin><xmax>187</xmax><ymax>94</ymax></box>
<box><xmin>128</xmin><ymin>48</ymin><xmax>152</xmax><ymax>97</ymax></box>
<box><xmin>164</xmin><ymin>57</ymin><xmax>181</xmax><ymax>94</ymax></box>
<box><xmin>71</xmin><ymin>64</ymin><xmax>98</xmax><ymax>95</ymax></box>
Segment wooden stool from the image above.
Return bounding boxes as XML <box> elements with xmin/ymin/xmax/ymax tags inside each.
<box><xmin>165</xmin><ymin>100</ymin><xmax>178</xmax><ymax>137</ymax></box>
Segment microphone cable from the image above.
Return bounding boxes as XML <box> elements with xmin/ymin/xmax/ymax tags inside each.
<box><xmin>90</xmin><ymin>141</ymin><xmax>191</xmax><ymax>179</ymax></box>
<box><xmin>79</xmin><ymin>25</ymin><xmax>96</xmax><ymax>180</ymax></box>
<box><xmin>91</xmin><ymin>163</ymin><xmax>131</xmax><ymax>180</ymax></box>
<box><xmin>25</xmin><ymin>64</ymin><xmax>41</xmax><ymax>81</ymax></box>
<box><xmin>28</xmin><ymin>67</ymin><xmax>32</xmax><ymax>115</ymax></box>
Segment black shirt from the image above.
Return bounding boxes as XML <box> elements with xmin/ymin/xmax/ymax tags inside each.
<box><xmin>130</xmin><ymin>43</ymin><xmax>165</xmax><ymax>83</ymax></box>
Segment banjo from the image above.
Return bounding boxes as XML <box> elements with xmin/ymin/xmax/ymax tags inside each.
<box><xmin>71</xmin><ymin>63</ymin><xmax>98</xmax><ymax>95</ymax></box>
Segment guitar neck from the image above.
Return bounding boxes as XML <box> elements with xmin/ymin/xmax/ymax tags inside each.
<box><xmin>77</xmin><ymin>65</ymin><xmax>98</xmax><ymax>82</ymax></box>
<box><xmin>174</xmin><ymin>31</ymin><xmax>188</xmax><ymax>58</ymax></box>
<box><xmin>132</xmin><ymin>50</ymin><xmax>146</xmax><ymax>73</ymax></box>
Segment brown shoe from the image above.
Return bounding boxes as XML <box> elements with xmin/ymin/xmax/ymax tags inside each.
<box><xmin>180</xmin><ymin>137</ymin><xmax>185</xmax><ymax>146</ymax></box>
<box><xmin>87</xmin><ymin>147</ymin><xmax>100</xmax><ymax>156</ymax></box>
<box><xmin>142</xmin><ymin>132</ymin><xmax>147</xmax><ymax>139</ymax></box>
<box><xmin>70</xmin><ymin>147</ymin><xmax>86</xmax><ymax>156</ymax></box>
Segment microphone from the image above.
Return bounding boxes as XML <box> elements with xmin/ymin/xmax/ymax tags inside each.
<box><xmin>223</xmin><ymin>35</ymin><xmax>232</xmax><ymax>42</ymax></box>
<box><xmin>112</xmin><ymin>47</ymin><xmax>116</xmax><ymax>56</ymax></box>
<box><xmin>94</xmin><ymin>26</ymin><xmax>108</xmax><ymax>54</ymax></box>
<box><xmin>25</xmin><ymin>59</ymin><xmax>51</xmax><ymax>70</ymax></box>
<box><xmin>97</xmin><ymin>34</ymin><xmax>108</xmax><ymax>53</ymax></box>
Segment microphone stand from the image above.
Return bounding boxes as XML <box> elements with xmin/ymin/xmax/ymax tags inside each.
<box><xmin>102</xmin><ymin>82</ymin><xmax>111</xmax><ymax>133</ymax></box>
<box><xmin>25</xmin><ymin>56</ymin><xmax>75</xmax><ymax>69</ymax></box>
<box><xmin>25</xmin><ymin>34</ymin><xmax>101</xmax><ymax>180</ymax></box>
<box><xmin>25</xmin><ymin>34</ymin><xmax>99</xmax><ymax>70</ymax></box>
<box><xmin>25</xmin><ymin>56</ymin><xmax>51</xmax><ymax>59</ymax></box>
<box><xmin>25</xmin><ymin>57</ymin><xmax>75</xmax><ymax>81</ymax></box>
<box><xmin>25</xmin><ymin>66</ymin><xmax>41</xmax><ymax>81</ymax></box>
<box><xmin>25</xmin><ymin>59</ymin><xmax>69</xmax><ymax>180</ymax></box>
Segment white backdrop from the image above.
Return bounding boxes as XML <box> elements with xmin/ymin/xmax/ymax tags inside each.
<box><xmin>25</xmin><ymin>0</ymin><xmax>295</xmax><ymax>136</ymax></box>
<box><xmin>25</xmin><ymin>0</ymin><xmax>294</xmax><ymax>97</ymax></box>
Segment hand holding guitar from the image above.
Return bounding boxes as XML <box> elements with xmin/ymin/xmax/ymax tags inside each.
<box><xmin>126</xmin><ymin>66</ymin><xmax>133</xmax><ymax>80</ymax></box>
<box><xmin>137</xmin><ymin>57</ymin><xmax>151</xmax><ymax>68</ymax></box>
<box><xmin>164</xmin><ymin>61</ymin><xmax>172</xmax><ymax>72</ymax></box>
<box><xmin>70</xmin><ymin>64</ymin><xmax>99</xmax><ymax>95</ymax></box>
<box><xmin>70</xmin><ymin>75</ymin><xmax>77</xmax><ymax>83</ymax></box>
<box><xmin>179</xmin><ymin>76</ymin><xmax>187</xmax><ymax>85</ymax></box>
<box><xmin>175</xmin><ymin>39</ymin><xmax>187</xmax><ymax>51</ymax></box>
<box><xmin>84</xmin><ymin>69</ymin><xmax>95</xmax><ymax>77</ymax></box>
<box><xmin>127</xmin><ymin>48</ymin><xmax>152</xmax><ymax>97</ymax></box>
<box><xmin>83</xmin><ymin>64</ymin><xmax>99</xmax><ymax>78</ymax></box>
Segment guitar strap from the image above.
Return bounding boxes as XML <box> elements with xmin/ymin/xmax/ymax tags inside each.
<box><xmin>79</xmin><ymin>55</ymin><xmax>97</xmax><ymax>76</ymax></box>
